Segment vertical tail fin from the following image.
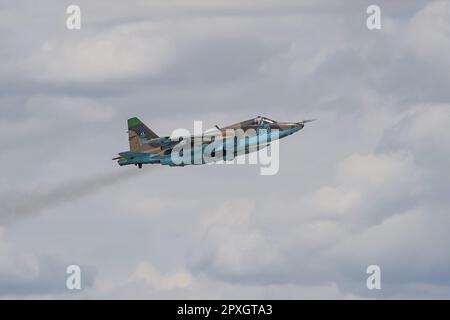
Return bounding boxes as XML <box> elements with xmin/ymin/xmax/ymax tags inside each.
<box><xmin>127</xmin><ymin>117</ymin><xmax>159</xmax><ymax>152</ymax></box>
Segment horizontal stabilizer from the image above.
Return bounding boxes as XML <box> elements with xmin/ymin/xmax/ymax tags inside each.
<box><xmin>118</xmin><ymin>151</ymin><xmax>147</xmax><ymax>160</ymax></box>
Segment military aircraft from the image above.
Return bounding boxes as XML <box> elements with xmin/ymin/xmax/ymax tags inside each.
<box><xmin>113</xmin><ymin>116</ymin><xmax>315</xmax><ymax>168</ymax></box>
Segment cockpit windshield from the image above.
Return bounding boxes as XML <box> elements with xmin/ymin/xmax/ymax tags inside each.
<box><xmin>253</xmin><ymin>116</ymin><xmax>276</xmax><ymax>125</ymax></box>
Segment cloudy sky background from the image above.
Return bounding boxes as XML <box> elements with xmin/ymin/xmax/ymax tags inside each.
<box><xmin>1</xmin><ymin>0</ymin><xmax>450</xmax><ymax>298</ymax></box>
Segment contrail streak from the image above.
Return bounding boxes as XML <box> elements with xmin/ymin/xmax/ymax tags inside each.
<box><xmin>0</xmin><ymin>168</ymin><xmax>144</xmax><ymax>223</ymax></box>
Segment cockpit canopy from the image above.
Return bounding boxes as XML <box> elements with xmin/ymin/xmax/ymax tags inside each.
<box><xmin>254</xmin><ymin>116</ymin><xmax>276</xmax><ymax>125</ymax></box>
<box><xmin>240</xmin><ymin>116</ymin><xmax>276</xmax><ymax>127</ymax></box>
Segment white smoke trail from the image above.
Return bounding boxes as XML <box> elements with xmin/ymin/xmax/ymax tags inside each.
<box><xmin>0</xmin><ymin>168</ymin><xmax>144</xmax><ymax>223</ymax></box>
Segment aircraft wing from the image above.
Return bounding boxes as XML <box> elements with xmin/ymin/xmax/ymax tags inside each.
<box><xmin>146</xmin><ymin>136</ymin><xmax>181</xmax><ymax>149</ymax></box>
<box><xmin>146</xmin><ymin>132</ymin><xmax>219</xmax><ymax>149</ymax></box>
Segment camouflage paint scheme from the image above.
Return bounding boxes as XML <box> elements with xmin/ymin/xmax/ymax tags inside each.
<box><xmin>113</xmin><ymin>116</ymin><xmax>314</xmax><ymax>168</ymax></box>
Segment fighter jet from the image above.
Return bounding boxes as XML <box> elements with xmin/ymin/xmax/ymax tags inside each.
<box><xmin>113</xmin><ymin>116</ymin><xmax>315</xmax><ymax>168</ymax></box>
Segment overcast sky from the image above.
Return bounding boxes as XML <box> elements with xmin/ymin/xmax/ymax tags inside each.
<box><xmin>1</xmin><ymin>0</ymin><xmax>450</xmax><ymax>299</ymax></box>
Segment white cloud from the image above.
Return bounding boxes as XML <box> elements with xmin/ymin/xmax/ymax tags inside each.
<box><xmin>312</xmin><ymin>186</ymin><xmax>361</xmax><ymax>214</ymax></box>
<box><xmin>289</xmin><ymin>150</ymin><xmax>421</xmax><ymax>224</ymax></box>
<box><xmin>25</xmin><ymin>94</ymin><xmax>116</xmax><ymax>122</ymax></box>
<box><xmin>335</xmin><ymin>152</ymin><xmax>419</xmax><ymax>195</ymax></box>
<box><xmin>129</xmin><ymin>261</ymin><xmax>192</xmax><ymax>291</ymax></box>
<box><xmin>327</xmin><ymin>206</ymin><xmax>450</xmax><ymax>287</ymax></box>
<box><xmin>22</xmin><ymin>22</ymin><xmax>176</xmax><ymax>83</ymax></box>
<box><xmin>405</xmin><ymin>0</ymin><xmax>450</xmax><ymax>67</ymax></box>
<box><xmin>394</xmin><ymin>104</ymin><xmax>450</xmax><ymax>146</ymax></box>
<box><xmin>0</xmin><ymin>227</ymin><xmax>39</xmax><ymax>281</ymax></box>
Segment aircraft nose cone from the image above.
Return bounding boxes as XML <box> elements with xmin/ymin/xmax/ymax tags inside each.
<box><xmin>294</xmin><ymin>122</ymin><xmax>304</xmax><ymax>129</ymax></box>
<box><xmin>278</xmin><ymin>122</ymin><xmax>304</xmax><ymax>132</ymax></box>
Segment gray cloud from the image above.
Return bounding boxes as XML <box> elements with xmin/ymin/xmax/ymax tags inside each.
<box><xmin>1</xmin><ymin>0</ymin><xmax>449</xmax><ymax>299</ymax></box>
